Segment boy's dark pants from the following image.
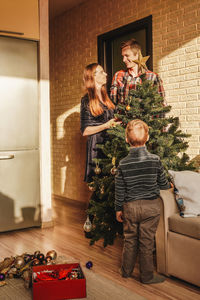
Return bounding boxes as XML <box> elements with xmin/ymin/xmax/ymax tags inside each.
<box><xmin>122</xmin><ymin>198</ymin><xmax>161</xmax><ymax>282</ymax></box>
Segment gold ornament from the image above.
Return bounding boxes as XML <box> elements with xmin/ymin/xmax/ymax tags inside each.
<box><xmin>23</xmin><ymin>269</ymin><xmax>32</xmax><ymax>289</ymax></box>
<box><xmin>126</xmin><ymin>105</ymin><xmax>131</xmax><ymax>111</ymax></box>
<box><xmin>46</xmin><ymin>250</ymin><xmax>57</xmax><ymax>261</ymax></box>
<box><xmin>34</xmin><ymin>251</ymin><xmax>40</xmax><ymax>258</ymax></box>
<box><xmin>94</xmin><ymin>165</ymin><xmax>101</xmax><ymax>175</ymax></box>
<box><xmin>0</xmin><ymin>281</ymin><xmax>6</xmax><ymax>287</ymax></box>
<box><xmin>0</xmin><ymin>257</ymin><xmax>15</xmax><ymax>272</ymax></box>
<box><xmin>112</xmin><ymin>157</ymin><xmax>116</xmax><ymax>166</ymax></box>
<box><xmin>31</xmin><ymin>258</ymin><xmax>40</xmax><ymax>266</ymax></box>
<box><xmin>100</xmin><ymin>185</ymin><xmax>104</xmax><ymax>194</ymax></box>
<box><xmin>133</xmin><ymin>51</ymin><xmax>150</xmax><ymax>73</ymax></box>
<box><xmin>83</xmin><ymin>216</ymin><xmax>92</xmax><ymax>232</ymax></box>
<box><xmin>46</xmin><ymin>256</ymin><xmax>52</xmax><ymax>264</ymax></box>
<box><xmin>88</xmin><ymin>182</ymin><xmax>95</xmax><ymax>192</ymax></box>
<box><xmin>111</xmin><ymin>166</ymin><xmax>117</xmax><ymax>175</ymax></box>
<box><xmin>14</xmin><ymin>256</ymin><xmax>25</xmax><ymax>269</ymax></box>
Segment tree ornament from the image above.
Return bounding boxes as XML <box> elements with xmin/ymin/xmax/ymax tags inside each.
<box><xmin>126</xmin><ymin>105</ymin><xmax>131</xmax><ymax>111</ymax></box>
<box><xmin>31</xmin><ymin>258</ymin><xmax>40</xmax><ymax>266</ymax></box>
<box><xmin>34</xmin><ymin>251</ymin><xmax>40</xmax><ymax>258</ymax></box>
<box><xmin>88</xmin><ymin>182</ymin><xmax>95</xmax><ymax>192</ymax></box>
<box><xmin>37</xmin><ymin>253</ymin><xmax>45</xmax><ymax>261</ymax></box>
<box><xmin>46</xmin><ymin>256</ymin><xmax>52</xmax><ymax>264</ymax></box>
<box><xmin>24</xmin><ymin>254</ymin><xmax>32</xmax><ymax>264</ymax></box>
<box><xmin>8</xmin><ymin>267</ymin><xmax>17</xmax><ymax>277</ymax></box>
<box><xmin>22</xmin><ymin>269</ymin><xmax>32</xmax><ymax>289</ymax></box>
<box><xmin>94</xmin><ymin>165</ymin><xmax>101</xmax><ymax>175</ymax></box>
<box><xmin>111</xmin><ymin>166</ymin><xmax>117</xmax><ymax>175</ymax></box>
<box><xmin>14</xmin><ymin>256</ymin><xmax>25</xmax><ymax>269</ymax></box>
<box><xmin>88</xmin><ymin>185</ymin><xmax>95</xmax><ymax>192</ymax></box>
<box><xmin>30</xmin><ymin>255</ymin><xmax>35</xmax><ymax>261</ymax></box>
<box><xmin>132</xmin><ymin>51</ymin><xmax>150</xmax><ymax>73</ymax></box>
<box><xmin>46</xmin><ymin>250</ymin><xmax>57</xmax><ymax>261</ymax></box>
<box><xmin>83</xmin><ymin>216</ymin><xmax>92</xmax><ymax>233</ymax></box>
<box><xmin>0</xmin><ymin>257</ymin><xmax>15</xmax><ymax>272</ymax></box>
<box><xmin>100</xmin><ymin>185</ymin><xmax>104</xmax><ymax>194</ymax></box>
<box><xmin>112</xmin><ymin>157</ymin><xmax>116</xmax><ymax>166</ymax></box>
<box><xmin>0</xmin><ymin>273</ymin><xmax>5</xmax><ymax>281</ymax></box>
<box><xmin>86</xmin><ymin>261</ymin><xmax>93</xmax><ymax>269</ymax></box>
<box><xmin>40</xmin><ymin>258</ymin><xmax>47</xmax><ymax>265</ymax></box>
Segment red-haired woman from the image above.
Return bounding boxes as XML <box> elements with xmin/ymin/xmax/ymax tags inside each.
<box><xmin>81</xmin><ymin>63</ymin><xmax>120</xmax><ymax>183</ymax></box>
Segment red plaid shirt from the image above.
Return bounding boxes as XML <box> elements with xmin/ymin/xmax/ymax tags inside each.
<box><xmin>110</xmin><ymin>69</ymin><xmax>166</xmax><ymax>105</ymax></box>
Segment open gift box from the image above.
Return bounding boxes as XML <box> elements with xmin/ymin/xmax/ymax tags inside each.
<box><xmin>32</xmin><ymin>263</ymin><xmax>86</xmax><ymax>300</ymax></box>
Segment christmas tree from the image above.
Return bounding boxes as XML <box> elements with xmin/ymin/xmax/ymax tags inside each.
<box><xmin>87</xmin><ymin>75</ymin><xmax>195</xmax><ymax>247</ymax></box>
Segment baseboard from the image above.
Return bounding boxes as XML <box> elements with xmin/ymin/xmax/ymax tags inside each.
<box><xmin>41</xmin><ymin>220</ymin><xmax>54</xmax><ymax>228</ymax></box>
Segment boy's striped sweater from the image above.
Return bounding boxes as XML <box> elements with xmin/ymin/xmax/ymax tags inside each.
<box><xmin>115</xmin><ymin>146</ymin><xmax>170</xmax><ymax>211</ymax></box>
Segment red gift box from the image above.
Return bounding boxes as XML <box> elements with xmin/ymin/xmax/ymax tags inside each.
<box><xmin>32</xmin><ymin>263</ymin><xmax>86</xmax><ymax>300</ymax></box>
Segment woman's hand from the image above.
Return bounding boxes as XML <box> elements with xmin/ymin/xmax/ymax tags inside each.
<box><xmin>83</xmin><ymin>118</ymin><xmax>121</xmax><ymax>136</ymax></box>
<box><xmin>105</xmin><ymin>118</ymin><xmax>122</xmax><ymax>129</ymax></box>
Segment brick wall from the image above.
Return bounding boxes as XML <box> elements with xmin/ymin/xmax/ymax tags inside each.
<box><xmin>50</xmin><ymin>0</ymin><xmax>200</xmax><ymax>202</ymax></box>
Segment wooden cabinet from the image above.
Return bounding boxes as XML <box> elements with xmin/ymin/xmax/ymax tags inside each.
<box><xmin>0</xmin><ymin>0</ymin><xmax>39</xmax><ymax>40</ymax></box>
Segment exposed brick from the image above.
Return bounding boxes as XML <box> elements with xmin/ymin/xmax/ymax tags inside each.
<box><xmin>187</xmin><ymin>115</ymin><xmax>200</xmax><ymax>121</ymax></box>
<box><xmin>181</xmin><ymin>108</ymin><xmax>198</xmax><ymax>115</ymax></box>
<box><xmin>170</xmin><ymin>102</ymin><xmax>186</xmax><ymax>109</ymax></box>
<box><xmin>186</xmin><ymin>101</ymin><xmax>200</xmax><ymax>108</ymax></box>
<box><xmin>179</xmin><ymin>80</ymin><xmax>198</xmax><ymax>88</ymax></box>
<box><xmin>180</xmin><ymin>121</ymin><xmax>199</xmax><ymax>128</ymax></box>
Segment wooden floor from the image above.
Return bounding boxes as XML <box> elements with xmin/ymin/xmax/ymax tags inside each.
<box><xmin>0</xmin><ymin>197</ymin><xmax>200</xmax><ymax>300</ymax></box>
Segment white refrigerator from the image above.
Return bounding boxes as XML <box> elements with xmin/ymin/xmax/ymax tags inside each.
<box><xmin>0</xmin><ymin>36</ymin><xmax>41</xmax><ymax>231</ymax></box>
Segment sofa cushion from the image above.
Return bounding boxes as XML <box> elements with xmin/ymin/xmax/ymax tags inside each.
<box><xmin>169</xmin><ymin>213</ymin><xmax>200</xmax><ymax>239</ymax></box>
<box><xmin>168</xmin><ymin>170</ymin><xmax>200</xmax><ymax>217</ymax></box>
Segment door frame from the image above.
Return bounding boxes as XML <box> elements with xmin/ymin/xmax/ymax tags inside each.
<box><xmin>97</xmin><ymin>15</ymin><xmax>152</xmax><ymax>89</ymax></box>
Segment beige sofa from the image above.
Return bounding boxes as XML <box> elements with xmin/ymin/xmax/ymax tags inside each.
<box><xmin>156</xmin><ymin>188</ymin><xmax>200</xmax><ymax>287</ymax></box>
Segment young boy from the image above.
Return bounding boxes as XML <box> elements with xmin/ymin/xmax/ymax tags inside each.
<box><xmin>115</xmin><ymin>119</ymin><xmax>171</xmax><ymax>284</ymax></box>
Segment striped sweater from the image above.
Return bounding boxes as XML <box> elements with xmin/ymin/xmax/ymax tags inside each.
<box><xmin>115</xmin><ymin>146</ymin><xmax>170</xmax><ymax>211</ymax></box>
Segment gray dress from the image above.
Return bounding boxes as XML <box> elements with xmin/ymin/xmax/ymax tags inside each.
<box><xmin>80</xmin><ymin>94</ymin><xmax>114</xmax><ymax>183</ymax></box>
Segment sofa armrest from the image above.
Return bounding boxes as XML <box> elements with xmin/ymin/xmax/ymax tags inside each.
<box><xmin>160</xmin><ymin>188</ymin><xmax>179</xmax><ymax>221</ymax></box>
<box><xmin>156</xmin><ymin>188</ymin><xmax>178</xmax><ymax>275</ymax></box>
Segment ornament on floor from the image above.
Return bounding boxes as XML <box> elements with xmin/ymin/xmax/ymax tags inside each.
<box><xmin>85</xmin><ymin>261</ymin><xmax>93</xmax><ymax>269</ymax></box>
<box><xmin>34</xmin><ymin>251</ymin><xmax>40</xmax><ymax>258</ymax></box>
<box><xmin>46</xmin><ymin>256</ymin><xmax>53</xmax><ymax>264</ymax></box>
<box><xmin>83</xmin><ymin>216</ymin><xmax>92</xmax><ymax>233</ymax></box>
<box><xmin>0</xmin><ymin>249</ymin><xmax>58</xmax><ymax>289</ymax></box>
<box><xmin>14</xmin><ymin>256</ymin><xmax>25</xmax><ymax>269</ymax></box>
<box><xmin>0</xmin><ymin>273</ymin><xmax>5</xmax><ymax>281</ymax></box>
<box><xmin>37</xmin><ymin>253</ymin><xmax>45</xmax><ymax>262</ymax></box>
<box><xmin>46</xmin><ymin>250</ymin><xmax>57</xmax><ymax>261</ymax></box>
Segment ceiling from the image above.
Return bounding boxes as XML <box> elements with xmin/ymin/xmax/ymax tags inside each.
<box><xmin>49</xmin><ymin>0</ymin><xmax>87</xmax><ymax>20</ymax></box>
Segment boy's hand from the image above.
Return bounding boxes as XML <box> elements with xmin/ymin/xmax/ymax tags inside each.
<box><xmin>116</xmin><ymin>211</ymin><xmax>123</xmax><ymax>222</ymax></box>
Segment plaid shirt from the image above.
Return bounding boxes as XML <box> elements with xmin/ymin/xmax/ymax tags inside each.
<box><xmin>110</xmin><ymin>69</ymin><xmax>166</xmax><ymax>105</ymax></box>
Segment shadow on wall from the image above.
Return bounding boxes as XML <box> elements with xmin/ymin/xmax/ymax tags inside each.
<box><xmin>53</xmin><ymin>111</ymin><xmax>89</xmax><ymax>202</ymax></box>
<box><xmin>0</xmin><ymin>191</ymin><xmax>41</xmax><ymax>232</ymax></box>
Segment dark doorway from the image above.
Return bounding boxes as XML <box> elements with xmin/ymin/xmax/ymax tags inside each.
<box><xmin>98</xmin><ymin>15</ymin><xmax>152</xmax><ymax>91</ymax></box>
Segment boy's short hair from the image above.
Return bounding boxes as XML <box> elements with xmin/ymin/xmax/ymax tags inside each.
<box><xmin>126</xmin><ymin>119</ymin><xmax>149</xmax><ymax>146</ymax></box>
<box><xmin>121</xmin><ymin>38</ymin><xmax>141</xmax><ymax>53</ymax></box>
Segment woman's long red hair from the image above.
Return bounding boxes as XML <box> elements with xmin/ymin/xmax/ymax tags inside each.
<box><xmin>83</xmin><ymin>63</ymin><xmax>115</xmax><ymax>116</ymax></box>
